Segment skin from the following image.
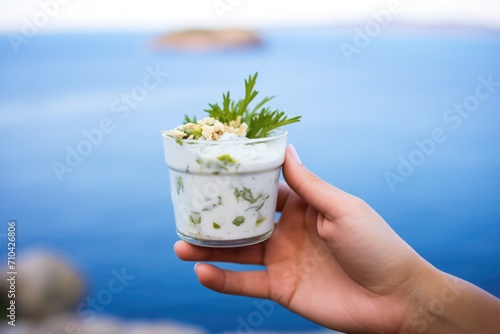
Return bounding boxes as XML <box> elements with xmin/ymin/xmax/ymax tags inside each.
<box><xmin>175</xmin><ymin>145</ymin><xmax>500</xmax><ymax>334</ymax></box>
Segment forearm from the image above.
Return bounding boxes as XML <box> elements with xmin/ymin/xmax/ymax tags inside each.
<box><xmin>401</xmin><ymin>270</ymin><xmax>500</xmax><ymax>334</ymax></box>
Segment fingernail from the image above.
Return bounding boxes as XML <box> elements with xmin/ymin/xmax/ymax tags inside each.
<box><xmin>288</xmin><ymin>144</ymin><xmax>302</xmax><ymax>165</ymax></box>
<box><xmin>194</xmin><ymin>263</ymin><xmax>199</xmax><ymax>274</ymax></box>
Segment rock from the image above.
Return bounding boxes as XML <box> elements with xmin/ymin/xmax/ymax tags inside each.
<box><xmin>155</xmin><ymin>28</ymin><xmax>262</xmax><ymax>52</ymax></box>
<box><xmin>0</xmin><ymin>250</ymin><xmax>337</xmax><ymax>334</ymax></box>
<box><xmin>0</xmin><ymin>314</ymin><xmax>339</xmax><ymax>334</ymax></box>
<box><xmin>125</xmin><ymin>321</ymin><xmax>206</xmax><ymax>334</ymax></box>
<box><xmin>0</xmin><ymin>315</ymin><xmax>206</xmax><ymax>334</ymax></box>
<box><xmin>0</xmin><ymin>251</ymin><xmax>85</xmax><ymax>320</ymax></box>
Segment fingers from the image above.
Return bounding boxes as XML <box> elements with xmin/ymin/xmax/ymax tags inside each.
<box><xmin>283</xmin><ymin>145</ymin><xmax>354</xmax><ymax>216</ymax></box>
<box><xmin>175</xmin><ymin>242</ymin><xmax>271</xmax><ymax>299</ymax></box>
<box><xmin>194</xmin><ymin>263</ymin><xmax>270</xmax><ymax>299</ymax></box>
<box><xmin>174</xmin><ymin>240</ymin><xmax>265</xmax><ymax>265</ymax></box>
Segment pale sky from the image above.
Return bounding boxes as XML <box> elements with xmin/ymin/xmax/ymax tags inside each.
<box><xmin>1</xmin><ymin>0</ymin><xmax>500</xmax><ymax>32</ymax></box>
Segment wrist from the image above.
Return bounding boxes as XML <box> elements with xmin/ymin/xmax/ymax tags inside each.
<box><xmin>397</xmin><ymin>262</ymin><xmax>438</xmax><ymax>334</ymax></box>
<box><xmin>400</xmin><ymin>265</ymin><xmax>500</xmax><ymax>334</ymax></box>
<box><xmin>400</xmin><ymin>267</ymin><xmax>468</xmax><ymax>334</ymax></box>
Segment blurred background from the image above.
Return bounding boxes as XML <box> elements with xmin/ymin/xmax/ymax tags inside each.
<box><xmin>1</xmin><ymin>1</ymin><xmax>499</xmax><ymax>333</ymax></box>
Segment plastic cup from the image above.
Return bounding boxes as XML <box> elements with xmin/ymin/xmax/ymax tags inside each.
<box><xmin>162</xmin><ymin>130</ymin><xmax>287</xmax><ymax>247</ymax></box>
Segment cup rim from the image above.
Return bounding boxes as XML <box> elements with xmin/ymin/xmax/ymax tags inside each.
<box><xmin>162</xmin><ymin>129</ymin><xmax>287</xmax><ymax>145</ymax></box>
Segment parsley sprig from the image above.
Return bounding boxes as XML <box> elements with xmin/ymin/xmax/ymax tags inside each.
<box><xmin>185</xmin><ymin>73</ymin><xmax>300</xmax><ymax>139</ymax></box>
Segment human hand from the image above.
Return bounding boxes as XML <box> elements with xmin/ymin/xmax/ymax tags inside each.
<box><xmin>174</xmin><ymin>145</ymin><xmax>500</xmax><ymax>334</ymax></box>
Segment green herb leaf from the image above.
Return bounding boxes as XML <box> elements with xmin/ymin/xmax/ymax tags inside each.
<box><xmin>204</xmin><ymin>72</ymin><xmax>300</xmax><ymax>138</ymax></box>
<box><xmin>241</xmin><ymin>188</ymin><xmax>258</xmax><ymax>204</ymax></box>
<box><xmin>251</xmin><ymin>195</ymin><xmax>269</xmax><ymax>212</ymax></box>
<box><xmin>189</xmin><ymin>212</ymin><xmax>201</xmax><ymax>225</ymax></box>
<box><xmin>202</xmin><ymin>203</ymin><xmax>217</xmax><ymax>211</ymax></box>
<box><xmin>256</xmin><ymin>216</ymin><xmax>266</xmax><ymax>226</ymax></box>
<box><xmin>232</xmin><ymin>216</ymin><xmax>245</xmax><ymax>226</ymax></box>
<box><xmin>183</xmin><ymin>126</ymin><xmax>202</xmax><ymax>139</ymax></box>
<box><xmin>184</xmin><ymin>115</ymin><xmax>197</xmax><ymax>124</ymax></box>
<box><xmin>245</xmin><ymin>109</ymin><xmax>301</xmax><ymax>139</ymax></box>
<box><xmin>213</xmin><ymin>222</ymin><xmax>221</xmax><ymax>229</ymax></box>
<box><xmin>217</xmin><ymin>154</ymin><xmax>237</xmax><ymax>165</ymax></box>
<box><xmin>234</xmin><ymin>188</ymin><xmax>241</xmax><ymax>201</ymax></box>
<box><xmin>175</xmin><ymin>176</ymin><xmax>184</xmax><ymax>195</ymax></box>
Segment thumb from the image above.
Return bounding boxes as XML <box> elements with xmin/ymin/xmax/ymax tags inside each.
<box><xmin>283</xmin><ymin>145</ymin><xmax>356</xmax><ymax>216</ymax></box>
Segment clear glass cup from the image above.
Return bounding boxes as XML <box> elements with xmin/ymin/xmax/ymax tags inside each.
<box><xmin>162</xmin><ymin>130</ymin><xmax>287</xmax><ymax>247</ymax></box>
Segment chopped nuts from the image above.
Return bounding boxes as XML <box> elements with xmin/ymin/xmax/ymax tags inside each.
<box><xmin>168</xmin><ymin>129</ymin><xmax>187</xmax><ymax>138</ymax></box>
<box><xmin>165</xmin><ymin>117</ymin><xmax>248</xmax><ymax>140</ymax></box>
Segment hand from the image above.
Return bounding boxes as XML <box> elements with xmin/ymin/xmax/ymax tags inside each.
<box><xmin>175</xmin><ymin>145</ymin><xmax>428</xmax><ymax>333</ymax></box>
<box><xmin>174</xmin><ymin>145</ymin><xmax>500</xmax><ymax>334</ymax></box>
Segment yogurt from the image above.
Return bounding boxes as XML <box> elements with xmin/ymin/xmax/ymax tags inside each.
<box><xmin>162</xmin><ymin>130</ymin><xmax>287</xmax><ymax>247</ymax></box>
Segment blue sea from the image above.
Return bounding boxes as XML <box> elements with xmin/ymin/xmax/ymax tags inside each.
<box><xmin>1</xmin><ymin>28</ymin><xmax>499</xmax><ymax>333</ymax></box>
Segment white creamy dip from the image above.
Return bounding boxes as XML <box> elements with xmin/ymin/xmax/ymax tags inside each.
<box><xmin>162</xmin><ymin>130</ymin><xmax>287</xmax><ymax>246</ymax></box>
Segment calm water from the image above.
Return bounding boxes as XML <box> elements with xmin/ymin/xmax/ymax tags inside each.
<box><xmin>1</xmin><ymin>28</ymin><xmax>499</xmax><ymax>333</ymax></box>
